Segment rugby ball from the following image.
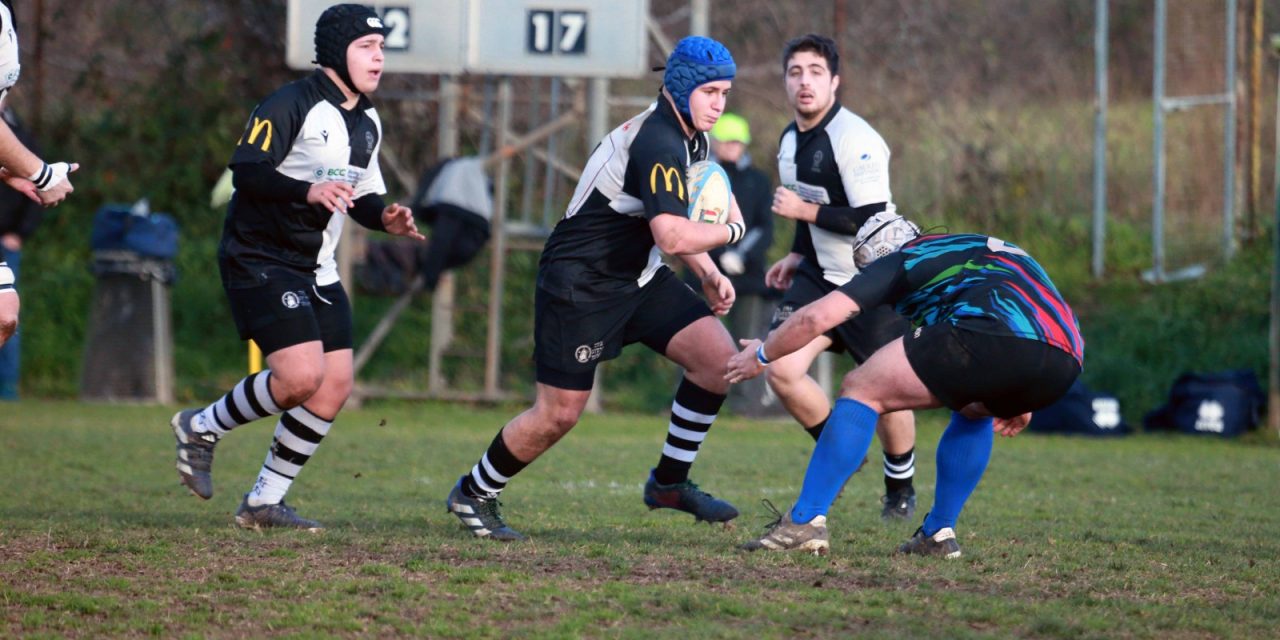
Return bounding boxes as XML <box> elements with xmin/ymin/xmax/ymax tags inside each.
<box><xmin>853</xmin><ymin>211</ymin><xmax>920</xmax><ymax>268</ymax></box>
<box><xmin>686</xmin><ymin>160</ymin><xmax>731</xmax><ymax>224</ymax></box>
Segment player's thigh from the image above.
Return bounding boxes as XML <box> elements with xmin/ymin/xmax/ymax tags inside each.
<box><xmin>663</xmin><ymin>314</ymin><xmax>736</xmax><ymax>373</ymax></box>
<box><xmin>532</xmin><ymin>287</ymin><xmax>632</xmax><ymax>391</ymax></box>
<box><xmin>840</xmin><ymin>337</ymin><xmax>940</xmax><ymax>414</ymax></box>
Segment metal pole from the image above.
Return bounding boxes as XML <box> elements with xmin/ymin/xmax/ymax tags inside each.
<box><xmin>429</xmin><ymin>76</ymin><xmax>461</xmax><ymax>394</ymax></box>
<box><xmin>1223</xmin><ymin>0</ymin><xmax>1238</xmax><ymax>259</ymax></box>
<box><xmin>542</xmin><ymin>78</ymin><xmax>562</xmax><ymax>227</ymax></box>
<box><xmin>484</xmin><ymin>77</ymin><xmax>513</xmax><ymax>399</ymax></box>
<box><xmin>519</xmin><ymin>79</ymin><xmax>543</xmax><ymax>227</ymax></box>
<box><xmin>587</xmin><ymin>78</ymin><xmax>609</xmax><ymax>149</ymax></box>
<box><xmin>1152</xmin><ymin>0</ymin><xmax>1168</xmax><ymax>282</ymax></box>
<box><xmin>585</xmin><ymin>77</ymin><xmax>609</xmax><ymax>413</ymax></box>
<box><xmin>1092</xmin><ymin>0</ymin><xmax>1109</xmax><ymax>279</ymax></box>
<box><xmin>690</xmin><ymin>0</ymin><xmax>709</xmax><ymax>36</ymax></box>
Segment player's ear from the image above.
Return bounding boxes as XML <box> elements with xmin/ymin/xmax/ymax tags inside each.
<box><xmin>830</xmin><ymin>74</ymin><xmax>840</xmax><ymax>94</ymax></box>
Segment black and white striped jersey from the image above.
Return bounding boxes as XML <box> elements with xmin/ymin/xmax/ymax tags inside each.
<box><xmin>220</xmin><ymin>70</ymin><xmax>386</xmax><ymax>288</ymax></box>
<box><xmin>778</xmin><ymin>102</ymin><xmax>896</xmax><ymax>286</ymax></box>
<box><xmin>539</xmin><ymin>96</ymin><xmax>706</xmax><ymax>302</ymax></box>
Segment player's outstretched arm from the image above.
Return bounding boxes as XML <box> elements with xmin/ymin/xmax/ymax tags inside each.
<box><xmin>725</xmin><ymin>289</ymin><xmax>859</xmax><ymax>384</ymax></box>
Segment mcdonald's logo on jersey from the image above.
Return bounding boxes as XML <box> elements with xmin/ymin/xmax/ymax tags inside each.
<box><xmin>240</xmin><ymin>116</ymin><xmax>273</xmax><ymax>152</ymax></box>
<box><xmin>649</xmin><ymin>163</ymin><xmax>684</xmax><ymax>200</ymax></box>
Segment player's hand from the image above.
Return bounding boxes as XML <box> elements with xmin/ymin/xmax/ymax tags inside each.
<box><xmin>382</xmin><ymin>202</ymin><xmax>425</xmax><ymax>241</ymax></box>
<box><xmin>725</xmin><ymin>338</ymin><xmax>765</xmax><ymax>384</ymax></box>
<box><xmin>771</xmin><ymin>186</ymin><xmax>815</xmax><ymax>221</ymax></box>
<box><xmin>994</xmin><ymin>412</ymin><xmax>1032</xmax><ymax>437</ymax></box>
<box><xmin>766</xmin><ymin>253</ymin><xmax>802</xmax><ymax>290</ymax></box>
<box><xmin>701</xmin><ymin>270</ymin><xmax>735</xmax><ymax>316</ymax></box>
<box><xmin>307</xmin><ymin>180</ymin><xmax>355</xmax><ymax>213</ymax></box>
<box><xmin>0</xmin><ymin>167</ymin><xmax>39</xmax><ymax>204</ymax></box>
<box><xmin>32</xmin><ymin>162</ymin><xmax>79</xmax><ymax>208</ymax></box>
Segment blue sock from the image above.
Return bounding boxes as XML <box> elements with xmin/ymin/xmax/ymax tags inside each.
<box><xmin>791</xmin><ymin>398</ymin><xmax>879</xmax><ymax>523</ymax></box>
<box><xmin>922</xmin><ymin>411</ymin><xmax>994</xmax><ymax>535</ymax></box>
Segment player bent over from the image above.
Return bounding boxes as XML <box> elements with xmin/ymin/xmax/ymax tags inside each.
<box><xmin>170</xmin><ymin>4</ymin><xmax>423</xmax><ymax>530</ymax></box>
<box><xmin>445</xmin><ymin>36</ymin><xmax>748</xmax><ymax>541</ymax></box>
<box><xmin>729</xmin><ymin>234</ymin><xmax>1083</xmax><ymax>557</ymax></box>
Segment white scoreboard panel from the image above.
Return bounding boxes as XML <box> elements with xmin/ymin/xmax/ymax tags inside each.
<box><xmin>286</xmin><ymin>0</ymin><xmax>649</xmax><ymax>77</ymax></box>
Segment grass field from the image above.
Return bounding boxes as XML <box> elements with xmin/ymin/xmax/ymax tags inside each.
<box><xmin>2</xmin><ymin>400</ymin><xmax>1278</xmax><ymax>638</ymax></box>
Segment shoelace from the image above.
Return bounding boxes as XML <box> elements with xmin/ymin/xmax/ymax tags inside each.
<box><xmin>476</xmin><ymin>497</ymin><xmax>508</xmax><ymax>525</ymax></box>
<box><xmin>758</xmin><ymin>499</ymin><xmax>784</xmax><ymax>532</ymax></box>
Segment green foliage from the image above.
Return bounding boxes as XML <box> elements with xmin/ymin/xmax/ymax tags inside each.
<box><xmin>2</xmin><ymin>401</ymin><xmax>1278</xmax><ymax>637</ymax></box>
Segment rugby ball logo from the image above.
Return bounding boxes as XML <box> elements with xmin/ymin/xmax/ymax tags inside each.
<box><xmin>686</xmin><ymin>160</ymin><xmax>731</xmax><ymax>225</ymax></box>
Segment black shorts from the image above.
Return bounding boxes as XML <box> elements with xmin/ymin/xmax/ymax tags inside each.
<box><xmin>224</xmin><ymin>271</ymin><xmax>353</xmax><ymax>356</ymax></box>
<box><xmin>534</xmin><ymin>267</ymin><xmax>712</xmax><ymax>390</ymax></box>
<box><xmin>771</xmin><ymin>266</ymin><xmax>908</xmax><ymax>364</ymax></box>
<box><xmin>903</xmin><ymin>323</ymin><xmax>1082</xmax><ymax>418</ymax></box>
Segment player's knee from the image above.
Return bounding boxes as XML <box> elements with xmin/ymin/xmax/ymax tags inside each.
<box><xmin>272</xmin><ymin>368</ymin><xmax>325</xmax><ymax>407</ymax></box>
<box><xmin>544</xmin><ymin>404</ymin><xmax>582</xmax><ymax>432</ymax></box>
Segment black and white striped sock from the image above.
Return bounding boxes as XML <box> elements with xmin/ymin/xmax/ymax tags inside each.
<box><xmin>884</xmin><ymin>447</ymin><xmax>916</xmax><ymax>493</ymax></box>
<box><xmin>195</xmin><ymin>370</ymin><xmax>281</xmax><ymax>437</ymax></box>
<box><xmin>461</xmin><ymin>430</ymin><xmax>528</xmax><ymax>499</ymax></box>
<box><xmin>653</xmin><ymin>377</ymin><xmax>726</xmax><ymax>486</ymax></box>
<box><xmin>246</xmin><ymin>405</ymin><xmax>332</xmax><ymax>506</ymax></box>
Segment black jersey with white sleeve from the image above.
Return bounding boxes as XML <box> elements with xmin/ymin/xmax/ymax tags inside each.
<box><xmin>538</xmin><ymin>96</ymin><xmax>706</xmax><ymax>302</ymax></box>
<box><xmin>220</xmin><ymin>70</ymin><xmax>387</xmax><ymax>289</ymax></box>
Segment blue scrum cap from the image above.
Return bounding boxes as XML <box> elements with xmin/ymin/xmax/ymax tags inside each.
<box><xmin>662</xmin><ymin>36</ymin><xmax>736</xmax><ymax>123</ymax></box>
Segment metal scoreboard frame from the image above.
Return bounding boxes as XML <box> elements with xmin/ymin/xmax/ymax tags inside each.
<box><xmin>286</xmin><ymin>0</ymin><xmax>649</xmax><ymax>77</ymax></box>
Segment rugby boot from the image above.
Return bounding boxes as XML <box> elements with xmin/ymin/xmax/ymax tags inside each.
<box><xmin>739</xmin><ymin>500</ymin><xmax>829</xmax><ymax>556</ymax></box>
<box><xmin>445</xmin><ymin>477</ymin><xmax>527</xmax><ymax>541</ymax></box>
<box><xmin>172</xmin><ymin>409</ymin><xmax>217</xmax><ymax>500</ymax></box>
<box><xmin>880</xmin><ymin>486</ymin><xmax>917</xmax><ymax>521</ymax></box>
<box><xmin>234</xmin><ymin>495</ymin><xmax>324</xmax><ymax>532</ymax></box>
<box><xmin>643</xmin><ymin>469</ymin><xmax>739</xmax><ymax>523</ymax></box>
<box><xmin>897</xmin><ymin>525</ymin><xmax>962</xmax><ymax>559</ymax></box>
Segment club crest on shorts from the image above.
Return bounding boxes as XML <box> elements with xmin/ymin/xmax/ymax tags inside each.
<box><xmin>574</xmin><ymin>341</ymin><xmax>604</xmax><ymax>364</ymax></box>
<box><xmin>281</xmin><ymin>290</ymin><xmax>309</xmax><ymax>309</ymax></box>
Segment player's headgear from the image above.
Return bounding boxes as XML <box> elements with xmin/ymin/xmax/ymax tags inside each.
<box><xmin>710</xmin><ymin>112</ymin><xmax>751</xmax><ymax>144</ymax></box>
<box><xmin>314</xmin><ymin>4</ymin><xmax>390</xmax><ymax>94</ymax></box>
<box><xmin>663</xmin><ymin>36</ymin><xmax>736</xmax><ymax>124</ymax></box>
<box><xmin>853</xmin><ymin>212</ymin><xmax>921</xmax><ymax>268</ymax></box>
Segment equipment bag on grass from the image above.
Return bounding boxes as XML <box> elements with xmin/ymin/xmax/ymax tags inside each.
<box><xmin>1142</xmin><ymin>369</ymin><xmax>1265</xmax><ymax>437</ymax></box>
<box><xmin>1028</xmin><ymin>379</ymin><xmax>1131</xmax><ymax>436</ymax></box>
